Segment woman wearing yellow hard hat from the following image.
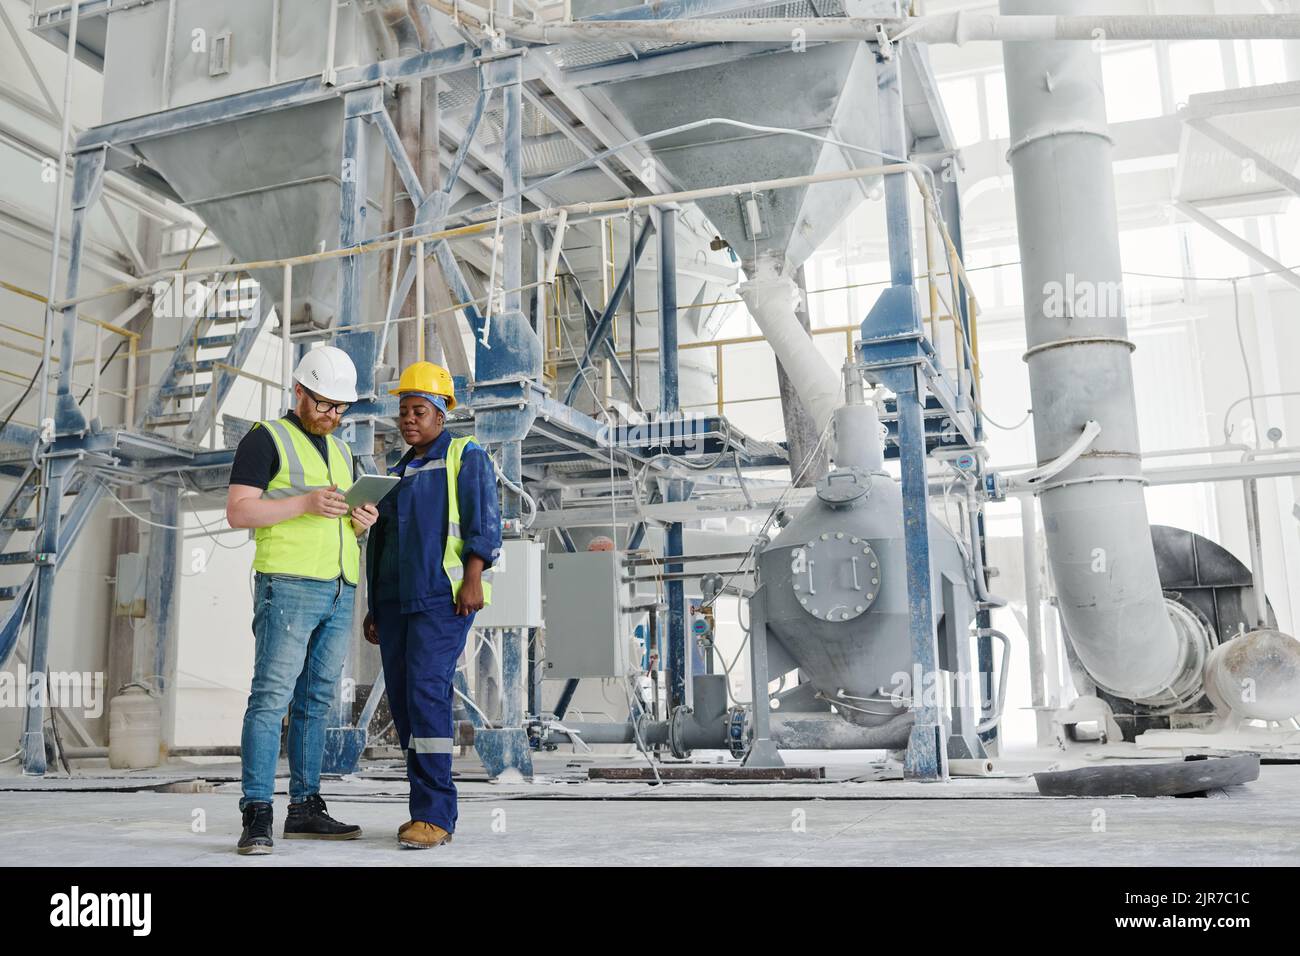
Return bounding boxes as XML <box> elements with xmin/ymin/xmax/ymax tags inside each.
<box><xmin>363</xmin><ymin>361</ymin><xmax>501</xmax><ymax>849</ymax></box>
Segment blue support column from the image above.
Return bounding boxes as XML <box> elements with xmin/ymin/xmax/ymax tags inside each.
<box><xmin>657</xmin><ymin>205</ymin><xmax>680</xmax><ymax>413</ymax></box>
<box><xmin>323</xmin><ymin>90</ymin><xmax>376</xmax><ymax>774</ymax></box>
<box><xmin>938</xmin><ymin>171</ymin><xmax>975</xmax><ymax>423</ymax></box>
<box><xmin>499</xmin><ymin>440</ymin><xmax>522</xmax><ymax>522</ymax></box>
<box><xmin>499</xmin><ymin>60</ymin><xmax>522</xmax><ymax>317</ymax></box>
<box><xmin>53</xmin><ymin>148</ymin><xmax>107</xmax><ymax>434</ymax></box>
<box><xmin>656</xmin><ymin>204</ymin><xmax>687</xmax><ymax>711</ymax></box>
<box><xmin>867</xmin><ymin>48</ymin><xmax>949</xmax><ymax>781</ymax></box>
<box><xmin>741</xmin><ymin>587</ymin><xmax>783</xmax><ymax>767</ymax></box>
<box><xmin>883</xmin><ymin>362</ymin><xmax>948</xmax><ymax>781</ymax></box>
<box><xmin>20</xmin><ymin>456</ymin><xmax>72</xmax><ymax>774</ymax></box>
<box><xmin>335</xmin><ymin>88</ymin><xmax>378</xmax><ymax>400</ymax></box>
<box><xmin>147</xmin><ymin>483</ymin><xmax>181</xmax><ymax>752</ymax></box>
<box><xmin>471</xmin><ymin>46</ymin><xmax>534</xmax><ymax>779</ymax></box>
<box><xmin>501</xmin><ymin>629</ymin><xmax>526</xmax><ymax>727</ymax></box>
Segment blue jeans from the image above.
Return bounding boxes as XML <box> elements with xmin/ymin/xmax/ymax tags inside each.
<box><xmin>240</xmin><ymin>573</ymin><xmax>355</xmax><ymax>810</ymax></box>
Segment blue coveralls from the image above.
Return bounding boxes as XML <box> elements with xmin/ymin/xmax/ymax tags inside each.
<box><xmin>366</xmin><ymin>429</ymin><xmax>501</xmax><ymax>832</ymax></box>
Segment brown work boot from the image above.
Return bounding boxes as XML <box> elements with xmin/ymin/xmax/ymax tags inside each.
<box><xmin>398</xmin><ymin>819</ymin><xmax>415</xmax><ymax>836</ymax></box>
<box><xmin>398</xmin><ymin>821</ymin><xmax>454</xmax><ymax>849</ymax></box>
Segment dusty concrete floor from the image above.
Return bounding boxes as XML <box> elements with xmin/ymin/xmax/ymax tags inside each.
<box><xmin>2</xmin><ymin>752</ymin><xmax>1297</xmax><ymax>866</ymax></box>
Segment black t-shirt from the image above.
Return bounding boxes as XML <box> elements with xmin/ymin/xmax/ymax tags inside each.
<box><xmin>229</xmin><ymin>412</ymin><xmax>337</xmax><ymax>491</ymax></box>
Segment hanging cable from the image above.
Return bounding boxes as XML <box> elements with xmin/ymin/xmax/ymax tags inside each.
<box><xmin>1230</xmin><ymin>278</ymin><xmax>1261</xmax><ymax>449</ymax></box>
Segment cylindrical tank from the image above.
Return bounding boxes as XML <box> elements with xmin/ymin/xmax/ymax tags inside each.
<box><xmin>108</xmin><ymin>685</ymin><xmax>162</xmax><ymax>770</ymax></box>
<box><xmin>1204</xmin><ymin>628</ymin><xmax>1300</xmax><ymax>722</ymax></box>
<box><xmin>756</xmin><ymin>466</ymin><xmax>970</xmax><ymax>729</ymax></box>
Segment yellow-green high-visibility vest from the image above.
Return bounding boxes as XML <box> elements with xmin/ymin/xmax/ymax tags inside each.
<box><xmin>444</xmin><ymin>434</ymin><xmax>492</xmax><ymax>606</ymax></box>
<box><xmin>253</xmin><ymin>418</ymin><xmax>360</xmax><ymax>584</ymax></box>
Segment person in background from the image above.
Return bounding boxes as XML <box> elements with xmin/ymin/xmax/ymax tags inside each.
<box><xmin>225</xmin><ymin>346</ymin><xmax>378</xmax><ymax>855</ymax></box>
<box><xmin>363</xmin><ymin>361</ymin><xmax>502</xmax><ymax>849</ymax></box>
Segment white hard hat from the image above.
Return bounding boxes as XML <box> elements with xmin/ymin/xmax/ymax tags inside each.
<box><xmin>293</xmin><ymin>346</ymin><xmax>358</xmax><ymax>402</ymax></box>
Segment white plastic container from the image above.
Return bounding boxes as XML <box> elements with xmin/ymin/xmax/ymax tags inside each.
<box><xmin>108</xmin><ymin>685</ymin><xmax>162</xmax><ymax>769</ymax></box>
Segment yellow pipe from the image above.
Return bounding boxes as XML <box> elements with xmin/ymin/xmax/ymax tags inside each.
<box><xmin>1</xmin><ymin>279</ymin><xmax>47</xmax><ymax>304</ymax></box>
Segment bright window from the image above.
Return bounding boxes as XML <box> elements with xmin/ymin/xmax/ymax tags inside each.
<box><xmin>1102</xmin><ymin>46</ymin><xmax>1163</xmax><ymax>122</ymax></box>
<box><xmin>983</xmin><ymin>71</ymin><xmax>1009</xmax><ymax>141</ymax></box>
<box><xmin>1248</xmin><ymin>40</ymin><xmax>1289</xmax><ymax>86</ymax></box>
<box><xmin>939</xmin><ymin>75</ymin><xmax>981</xmax><ymax>148</ymax></box>
<box><xmin>1169</xmin><ymin>41</ymin><xmax>1226</xmax><ymax>107</ymax></box>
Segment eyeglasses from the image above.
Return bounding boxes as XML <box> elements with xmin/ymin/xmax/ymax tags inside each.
<box><xmin>301</xmin><ymin>386</ymin><xmax>350</xmax><ymax>416</ymax></box>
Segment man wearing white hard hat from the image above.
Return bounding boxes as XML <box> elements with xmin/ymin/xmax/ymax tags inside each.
<box><xmin>225</xmin><ymin>345</ymin><xmax>378</xmax><ymax>855</ymax></box>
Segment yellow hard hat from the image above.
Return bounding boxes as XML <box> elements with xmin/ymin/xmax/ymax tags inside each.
<box><xmin>389</xmin><ymin>361</ymin><xmax>457</xmax><ymax>411</ymax></box>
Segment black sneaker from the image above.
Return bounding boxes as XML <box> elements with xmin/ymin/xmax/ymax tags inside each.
<box><xmin>237</xmin><ymin>802</ymin><xmax>274</xmax><ymax>855</ymax></box>
<box><xmin>283</xmin><ymin>794</ymin><xmax>362</xmax><ymax>841</ymax></box>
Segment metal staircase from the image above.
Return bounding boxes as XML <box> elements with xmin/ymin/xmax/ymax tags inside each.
<box><xmin>0</xmin><ymin>274</ymin><xmax>271</xmax><ymax>672</ymax></box>
<box><xmin>139</xmin><ymin>277</ymin><xmax>272</xmax><ymax>443</ymax></box>
<box><xmin>0</xmin><ymin>466</ymin><xmax>108</xmax><ymax>669</ymax></box>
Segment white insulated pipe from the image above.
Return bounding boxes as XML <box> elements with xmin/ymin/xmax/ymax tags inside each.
<box><xmin>1001</xmin><ymin>0</ymin><xmax>1195</xmax><ymax>704</ymax></box>
<box><xmin>738</xmin><ymin>263</ymin><xmax>842</xmax><ymax>437</ymax></box>
<box><xmin>738</xmin><ymin>262</ymin><xmax>885</xmax><ymax>474</ymax></box>
<box><xmin>423</xmin><ymin>1</ymin><xmax>1300</xmax><ymax>45</ymax></box>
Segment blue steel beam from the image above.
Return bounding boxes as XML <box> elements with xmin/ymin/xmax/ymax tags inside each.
<box><xmin>322</xmin><ymin>90</ymin><xmax>378</xmax><ymax>772</ymax></box>
<box><xmin>0</xmin><ymin>422</ymin><xmax>39</xmax><ymax>450</ymax></box>
<box><xmin>560</xmin><ymin>217</ymin><xmax>654</xmax><ymax>406</ymax></box>
<box><xmin>559</xmin><ymin>240</ymin><xmax>644</xmax><ymax>405</ymax></box>
<box><xmin>20</xmin><ymin>455</ymin><xmax>72</xmax><ymax>773</ymax></box>
<box><xmin>442</xmin><ymin>82</ymin><xmax>490</xmax><ymax>199</ymax></box>
<box><xmin>147</xmin><ymin>483</ymin><xmax>181</xmax><ymax>741</ymax></box>
<box><xmin>471</xmin><ymin>48</ymin><xmax>535</xmax><ymax>780</ymax></box>
<box><xmin>868</xmin><ymin>50</ymin><xmax>948</xmax><ymax>782</ymax></box>
<box><xmin>497</xmin><ymin>54</ymin><xmax>524</xmax><ymax>319</ymax></box>
<box><xmin>337</xmin><ymin>87</ymin><xmax>374</xmax><ymax>407</ymax></box>
<box><xmin>53</xmin><ymin>147</ymin><xmax>107</xmax><ymax>434</ymax></box>
<box><xmin>563</xmin><ymin>41</ymin><xmax>797</xmax><ymax>88</ymax></box>
<box><xmin>364</xmin><ymin>92</ymin><xmax>426</xmax><ymax>211</ymax></box>
<box><xmin>335</xmin><ymin>106</ymin><xmax>379</xmax><ymax>409</ymax></box>
<box><xmin>655</xmin><ymin>204</ymin><xmax>687</xmax><ymax>710</ymax></box>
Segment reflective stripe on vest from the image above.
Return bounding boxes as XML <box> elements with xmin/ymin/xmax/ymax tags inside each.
<box><xmin>252</xmin><ymin>418</ymin><xmax>360</xmax><ymax>584</ymax></box>
<box><xmin>444</xmin><ymin>434</ymin><xmax>492</xmax><ymax>606</ymax></box>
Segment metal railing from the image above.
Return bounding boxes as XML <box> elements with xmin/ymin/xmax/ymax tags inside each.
<box><xmin>37</xmin><ymin>161</ymin><xmax>985</xmax><ymax>433</ymax></box>
<box><xmin>0</xmin><ymin>278</ymin><xmax>141</xmax><ymax>427</ymax></box>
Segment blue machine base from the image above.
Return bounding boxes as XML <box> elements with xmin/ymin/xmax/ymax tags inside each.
<box><xmin>474</xmin><ymin>728</ymin><xmax>534</xmax><ymax>779</ymax></box>
<box><xmin>322</xmin><ymin>727</ymin><xmax>367</xmax><ymax>775</ymax></box>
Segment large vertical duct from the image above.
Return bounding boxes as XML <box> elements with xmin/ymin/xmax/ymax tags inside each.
<box><xmin>1001</xmin><ymin>0</ymin><xmax>1205</xmax><ymax>704</ymax></box>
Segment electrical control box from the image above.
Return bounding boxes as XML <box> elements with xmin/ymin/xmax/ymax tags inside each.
<box><xmin>542</xmin><ymin>551</ymin><xmax>628</xmax><ymax>679</ymax></box>
<box><xmin>473</xmin><ymin>539</ymin><xmax>544</xmax><ymax>629</ymax></box>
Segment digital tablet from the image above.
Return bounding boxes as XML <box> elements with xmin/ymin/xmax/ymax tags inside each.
<box><xmin>345</xmin><ymin>474</ymin><xmax>401</xmax><ymax>510</ymax></box>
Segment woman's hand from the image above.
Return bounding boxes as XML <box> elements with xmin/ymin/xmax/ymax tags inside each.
<box><xmin>455</xmin><ymin>555</ymin><xmax>487</xmax><ymax>616</ymax></box>
<box><xmin>350</xmin><ymin>503</ymin><xmax>378</xmax><ymax>537</ymax></box>
<box><xmin>363</xmin><ymin>612</ymin><xmax>378</xmax><ymax>645</ymax></box>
